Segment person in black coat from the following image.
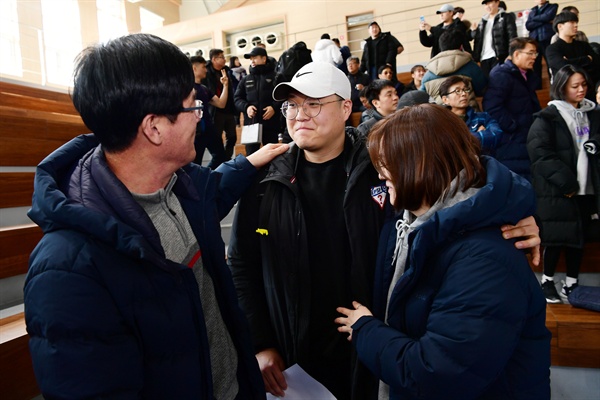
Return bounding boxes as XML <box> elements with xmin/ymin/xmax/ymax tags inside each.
<box><xmin>234</xmin><ymin>47</ymin><xmax>283</xmax><ymax>155</ymax></box>
<box><xmin>471</xmin><ymin>0</ymin><xmax>518</xmax><ymax>77</ymax></box>
<box><xmin>361</xmin><ymin>21</ymin><xmax>403</xmax><ymax>81</ymax></box>
<box><xmin>527</xmin><ymin>65</ymin><xmax>600</xmax><ymax>303</ymax></box>
<box><xmin>546</xmin><ymin>11</ymin><xmax>600</xmax><ymax>95</ymax></box>
<box><xmin>419</xmin><ymin>4</ymin><xmax>471</xmax><ymax>59</ymax></box>
<box><xmin>202</xmin><ymin>49</ymin><xmax>238</xmax><ymax>159</ymax></box>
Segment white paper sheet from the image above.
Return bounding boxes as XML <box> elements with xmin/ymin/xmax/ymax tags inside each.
<box><xmin>265</xmin><ymin>364</ymin><xmax>337</xmax><ymax>400</ymax></box>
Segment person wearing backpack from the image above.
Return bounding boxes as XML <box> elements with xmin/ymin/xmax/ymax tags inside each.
<box><xmin>274</xmin><ymin>41</ymin><xmax>312</xmax><ymax>84</ymax></box>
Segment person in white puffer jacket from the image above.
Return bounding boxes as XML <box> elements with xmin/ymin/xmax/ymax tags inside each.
<box><xmin>311</xmin><ymin>33</ymin><xmax>343</xmax><ymax>65</ymax></box>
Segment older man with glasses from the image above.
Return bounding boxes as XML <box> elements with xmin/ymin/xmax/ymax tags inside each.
<box><xmin>228</xmin><ymin>61</ymin><xmax>543</xmax><ymax>400</ymax></box>
<box><xmin>484</xmin><ymin>37</ymin><xmax>541</xmax><ymax>181</ymax></box>
<box><xmin>23</xmin><ymin>33</ymin><xmax>289</xmax><ymax>399</ymax></box>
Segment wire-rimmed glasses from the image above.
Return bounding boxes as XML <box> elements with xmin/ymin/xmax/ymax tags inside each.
<box><xmin>281</xmin><ymin>98</ymin><xmax>344</xmax><ymax>120</ymax></box>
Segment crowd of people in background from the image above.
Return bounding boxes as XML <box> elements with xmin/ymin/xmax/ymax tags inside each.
<box><xmin>190</xmin><ymin>0</ymin><xmax>600</xmax><ymax>315</ymax></box>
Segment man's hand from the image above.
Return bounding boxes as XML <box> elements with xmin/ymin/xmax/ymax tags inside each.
<box><xmin>262</xmin><ymin>106</ymin><xmax>275</xmax><ymax>120</ymax></box>
<box><xmin>256</xmin><ymin>348</ymin><xmax>287</xmax><ymax>397</ymax></box>
<box><xmin>220</xmin><ymin>69</ymin><xmax>229</xmax><ymax>86</ymax></box>
<box><xmin>420</xmin><ymin>22</ymin><xmax>431</xmax><ymax>31</ymax></box>
<box><xmin>247</xmin><ymin>105</ymin><xmax>257</xmax><ymax>119</ymax></box>
<box><xmin>501</xmin><ymin>216</ymin><xmax>541</xmax><ymax>266</ymax></box>
<box><xmin>246</xmin><ymin>143</ymin><xmax>289</xmax><ymax>168</ymax></box>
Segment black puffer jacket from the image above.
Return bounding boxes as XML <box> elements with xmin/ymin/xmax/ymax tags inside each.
<box><xmin>419</xmin><ymin>19</ymin><xmax>472</xmax><ymax>59</ymax></box>
<box><xmin>360</xmin><ymin>32</ymin><xmax>401</xmax><ymax>77</ymax></box>
<box><xmin>234</xmin><ymin>59</ymin><xmax>281</xmax><ymax>143</ymax></box>
<box><xmin>527</xmin><ymin>104</ymin><xmax>600</xmax><ymax>247</ymax></box>
<box><xmin>227</xmin><ymin>128</ymin><xmax>390</xmax><ymax>398</ymax></box>
<box><xmin>472</xmin><ymin>11</ymin><xmax>517</xmax><ymax>62</ymax></box>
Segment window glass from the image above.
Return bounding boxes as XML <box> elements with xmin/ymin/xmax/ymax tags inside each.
<box><xmin>0</xmin><ymin>0</ymin><xmax>23</xmax><ymax>77</ymax></box>
<box><xmin>41</xmin><ymin>0</ymin><xmax>82</xmax><ymax>86</ymax></box>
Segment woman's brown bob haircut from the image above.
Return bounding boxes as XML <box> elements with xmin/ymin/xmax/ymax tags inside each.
<box><xmin>368</xmin><ymin>104</ymin><xmax>486</xmax><ymax>213</ymax></box>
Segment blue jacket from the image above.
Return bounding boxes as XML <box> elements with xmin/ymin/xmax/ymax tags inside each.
<box><xmin>464</xmin><ymin>107</ymin><xmax>503</xmax><ymax>154</ymax></box>
<box><xmin>24</xmin><ymin>134</ymin><xmax>265</xmax><ymax>399</ymax></box>
<box><xmin>483</xmin><ymin>60</ymin><xmax>541</xmax><ymax>180</ymax></box>
<box><xmin>352</xmin><ymin>157</ymin><xmax>550</xmax><ymax>400</ymax></box>
<box><xmin>525</xmin><ymin>2</ymin><xmax>558</xmax><ymax>43</ymax></box>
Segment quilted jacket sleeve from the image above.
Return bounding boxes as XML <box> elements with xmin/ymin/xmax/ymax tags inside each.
<box><xmin>24</xmin><ymin>237</ymin><xmax>143</xmax><ymax>399</ymax></box>
<box><xmin>351</xmin><ymin>241</ymin><xmax>540</xmax><ymax>399</ymax></box>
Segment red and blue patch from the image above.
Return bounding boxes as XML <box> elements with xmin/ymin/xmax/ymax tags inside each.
<box><xmin>371</xmin><ymin>185</ymin><xmax>388</xmax><ymax>209</ymax></box>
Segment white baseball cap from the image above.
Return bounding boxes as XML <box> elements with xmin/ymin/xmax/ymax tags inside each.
<box><xmin>272</xmin><ymin>61</ymin><xmax>351</xmax><ymax>101</ymax></box>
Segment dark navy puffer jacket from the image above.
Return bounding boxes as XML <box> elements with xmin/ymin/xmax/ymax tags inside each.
<box><xmin>352</xmin><ymin>157</ymin><xmax>551</xmax><ymax>400</ymax></box>
<box><xmin>24</xmin><ymin>134</ymin><xmax>265</xmax><ymax>399</ymax></box>
<box><xmin>483</xmin><ymin>60</ymin><xmax>541</xmax><ymax>180</ymax></box>
<box><xmin>525</xmin><ymin>2</ymin><xmax>558</xmax><ymax>43</ymax></box>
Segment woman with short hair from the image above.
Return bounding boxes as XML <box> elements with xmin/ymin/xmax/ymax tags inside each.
<box><xmin>527</xmin><ymin>64</ymin><xmax>600</xmax><ymax>303</ymax></box>
<box><xmin>336</xmin><ymin>104</ymin><xmax>550</xmax><ymax>399</ymax></box>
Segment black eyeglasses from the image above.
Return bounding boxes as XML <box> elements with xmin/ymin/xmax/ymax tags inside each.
<box><xmin>181</xmin><ymin>99</ymin><xmax>203</xmax><ymax>119</ymax></box>
<box><xmin>281</xmin><ymin>98</ymin><xmax>344</xmax><ymax>120</ymax></box>
<box><xmin>445</xmin><ymin>87</ymin><xmax>471</xmax><ymax>96</ymax></box>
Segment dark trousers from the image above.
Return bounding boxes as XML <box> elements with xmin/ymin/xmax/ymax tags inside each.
<box><xmin>543</xmin><ymin>195</ymin><xmax>599</xmax><ymax>279</ymax></box>
<box><xmin>194</xmin><ymin>123</ymin><xmax>226</xmax><ymax>169</ymax></box>
<box><xmin>533</xmin><ymin>39</ymin><xmax>551</xmax><ymax>89</ymax></box>
<box><xmin>480</xmin><ymin>57</ymin><xmax>499</xmax><ymax>78</ymax></box>
<box><xmin>214</xmin><ymin>111</ymin><xmax>237</xmax><ymax>160</ymax></box>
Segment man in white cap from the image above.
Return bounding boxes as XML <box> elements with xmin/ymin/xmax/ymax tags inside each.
<box><xmin>228</xmin><ymin>62</ymin><xmax>542</xmax><ymax>399</ymax></box>
<box><xmin>419</xmin><ymin>4</ymin><xmax>471</xmax><ymax>58</ymax></box>
<box><xmin>228</xmin><ymin>61</ymin><xmax>389</xmax><ymax>399</ymax></box>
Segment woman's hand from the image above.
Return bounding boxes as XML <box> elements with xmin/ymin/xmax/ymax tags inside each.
<box><xmin>335</xmin><ymin>301</ymin><xmax>373</xmax><ymax>341</ymax></box>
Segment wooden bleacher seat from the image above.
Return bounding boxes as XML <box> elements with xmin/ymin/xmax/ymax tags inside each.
<box><xmin>546</xmin><ymin>303</ymin><xmax>600</xmax><ymax>368</ymax></box>
<box><xmin>0</xmin><ymin>80</ymin><xmax>89</xmax><ymax>399</ymax></box>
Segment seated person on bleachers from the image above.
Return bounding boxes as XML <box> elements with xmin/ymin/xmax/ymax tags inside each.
<box><xmin>402</xmin><ymin>64</ymin><xmax>426</xmax><ymax>95</ymax></box>
<box><xmin>357</xmin><ymin>79</ymin><xmax>399</xmax><ymax>137</ymax></box>
<box><xmin>377</xmin><ymin>64</ymin><xmax>405</xmax><ymax>97</ymax></box>
<box><xmin>359</xmin><ymin>86</ymin><xmax>376</xmax><ymax>123</ymax></box>
<box><xmin>421</xmin><ymin>29</ymin><xmax>488</xmax><ymax>108</ymax></box>
<box><xmin>347</xmin><ymin>56</ymin><xmax>371</xmax><ymax>112</ymax></box>
<box><xmin>440</xmin><ymin>75</ymin><xmax>502</xmax><ymax>155</ymax></box>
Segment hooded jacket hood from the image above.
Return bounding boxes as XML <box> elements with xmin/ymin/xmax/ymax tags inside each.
<box><xmin>28</xmin><ymin>134</ymin><xmax>201</xmax><ymax>266</ymax></box>
<box><xmin>426</xmin><ymin>50</ymin><xmax>473</xmax><ymax>76</ymax></box>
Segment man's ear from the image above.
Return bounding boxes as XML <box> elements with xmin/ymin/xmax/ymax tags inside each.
<box><xmin>140</xmin><ymin>114</ymin><xmax>163</xmax><ymax>146</ymax></box>
<box><xmin>342</xmin><ymin>98</ymin><xmax>353</xmax><ymax>119</ymax></box>
<box><xmin>371</xmin><ymin>98</ymin><xmax>381</xmax><ymax>110</ymax></box>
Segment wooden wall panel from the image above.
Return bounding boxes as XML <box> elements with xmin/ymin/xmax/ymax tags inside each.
<box><xmin>0</xmin><ymin>225</ymin><xmax>43</xmax><ymax>279</ymax></box>
<box><xmin>0</xmin><ymin>173</ymin><xmax>34</xmax><ymax>208</ymax></box>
